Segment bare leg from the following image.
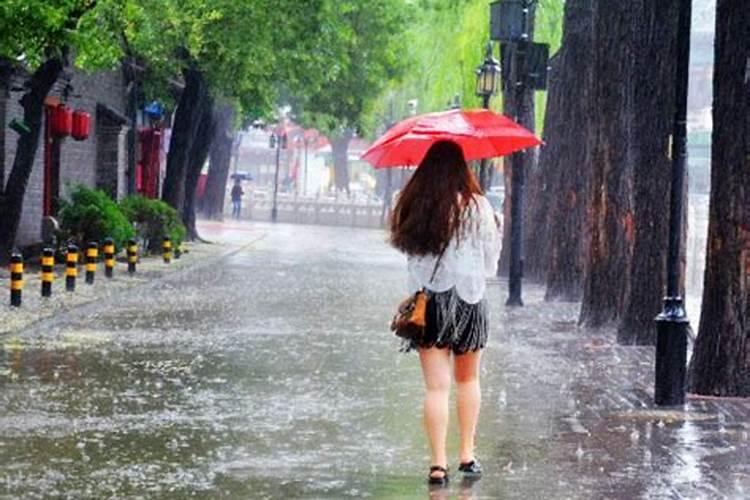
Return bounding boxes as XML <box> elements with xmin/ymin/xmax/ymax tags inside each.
<box><xmin>454</xmin><ymin>350</ymin><xmax>482</xmax><ymax>464</ymax></box>
<box><xmin>419</xmin><ymin>347</ymin><xmax>452</xmax><ymax>478</ymax></box>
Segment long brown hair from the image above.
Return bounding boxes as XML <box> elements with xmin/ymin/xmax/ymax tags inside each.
<box><xmin>390</xmin><ymin>140</ymin><xmax>482</xmax><ymax>256</ymax></box>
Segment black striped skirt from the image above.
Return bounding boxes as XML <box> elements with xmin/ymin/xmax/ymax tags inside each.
<box><xmin>403</xmin><ymin>288</ymin><xmax>488</xmax><ymax>354</ymax></box>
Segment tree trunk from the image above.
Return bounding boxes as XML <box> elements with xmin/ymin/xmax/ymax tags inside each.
<box><xmin>0</xmin><ymin>57</ymin><xmax>64</xmax><ymax>262</ymax></box>
<box><xmin>202</xmin><ymin>105</ymin><xmax>235</xmax><ymax>220</ymax></box>
<box><xmin>688</xmin><ymin>0</ymin><xmax>750</xmax><ymax>396</ymax></box>
<box><xmin>498</xmin><ymin>7</ymin><xmax>537</xmax><ymax>278</ymax></box>
<box><xmin>183</xmin><ymin>98</ymin><xmax>215</xmax><ymax>241</ymax></box>
<box><xmin>162</xmin><ymin>68</ymin><xmax>208</xmax><ymax>213</ymax></box>
<box><xmin>543</xmin><ymin>0</ymin><xmax>593</xmax><ymax>302</ymax></box>
<box><xmin>331</xmin><ymin>129</ymin><xmax>353</xmax><ymax>194</ymax></box>
<box><xmin>616</xmin><ymin>0</ymin><xmax>679</xmax><ymax>345</ymax></box>
<box><xmin>578</xmin><ymin>1</ymin><xmax>634</xmax><ymax>328</ymax></box>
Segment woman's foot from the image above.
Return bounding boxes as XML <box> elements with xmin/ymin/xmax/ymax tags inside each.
<box><xmin>428</xmin><ymin>465</ymin><xmax>449</xmax><ymax>485</ymax></box>
<box><xmin>458</xmin><ymin>459</ymin><xmax>482</xmax><ymax>477</ymax></box>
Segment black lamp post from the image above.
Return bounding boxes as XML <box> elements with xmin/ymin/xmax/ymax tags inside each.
<box><xmin>270</xmin><ymin>130</ymin><xmax>287</xmax><ymax>222</ymax></box>
<box><xmin>654</xmin><ymin>0</ymin><xmax>692</xmax><ymax>407</ymax></box>
<box><xmin>475</xmin><ymin>42</ymin><xmax>501</xmax><ymax>191</ymax></box>
<box><xmin>490</xmin><ymin>0</ymin><xmax>546</xmax><ymax>308</ymax></box>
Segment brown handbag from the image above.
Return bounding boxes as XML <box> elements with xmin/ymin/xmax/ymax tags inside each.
<box><xmin>390</xmin><ymin>248</ymin><xmax>446</xmax><ymax>342</ymax></box>
<box><xmin>390</xmin><ymin>289</ymin><xmax>430</xmax><ymax>341</ymax></box>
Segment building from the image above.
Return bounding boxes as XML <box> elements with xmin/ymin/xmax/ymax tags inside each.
<box><xmin>1</xmin><ymin>66</ymin><xmax>131</xmax><ymax>247</ymax></box>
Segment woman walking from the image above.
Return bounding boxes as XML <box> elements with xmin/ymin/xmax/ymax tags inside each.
<box><xmin>390</xmin><ymin>140</ymin><xmax>501</xmax><ymax>486</ymax></box>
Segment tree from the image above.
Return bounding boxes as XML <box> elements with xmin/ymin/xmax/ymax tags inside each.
<box><xmin>579</xmin><ymin>0</ymin><xmax>679</xmax><ymax>341</ymax></box>
<box><xmin>615</xmin><ymin>1</ymin><xmax>679</xmax><ymax>345</ymax></box>
<box><xmin>299</xmin><ymin>0</ymin><xmax>409</xmax><ymax>193</ymax></box>
<box><xmin>688</xmin><ymin>0</ymin><xmax>750</xmax><ymax>396</ymax></box>
<box><xmin>125</xmin><ymin>0</ymin><xmax>328</xmax><ymax>234</ymax></box>
<box><xmin>0</xmin><ymin>0</ymin><xmax>122</xmax><ymax>261</ymax></box>
<box><xmin>542</xmin><ymin>0</ymin><xmax>593</xmax><ymax>302</ymax></box>
<box><xmin>182</xmin><ymin>95</ymin><xmax>214</xmax><ymax>240</ymax></box>
<box><xmin>202</xmin><ymin>104</ymin><xmax>235</xmax><ymax>220</ymax></box>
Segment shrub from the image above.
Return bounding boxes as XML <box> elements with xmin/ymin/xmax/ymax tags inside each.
<box><xmin>119</xmin><ymin>195</ymin><xmax>186</xmax><ymax>252</ymax></box>
<box><xmin>58</xmin><ymin>185</ymin><xmax>135</xmax><ymax>250</ymax></box>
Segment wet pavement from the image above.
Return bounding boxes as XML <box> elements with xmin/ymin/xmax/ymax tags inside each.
<box><xmin>1</xmin><ymin>221</ymin><xmax>748</xmax><ymax>499</ymax></box>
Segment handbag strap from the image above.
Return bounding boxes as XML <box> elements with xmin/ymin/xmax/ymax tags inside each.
<box><xmin>428</xmin><ymin>244</ymin><xmax>448</xmax><ymax>285</ymax></box>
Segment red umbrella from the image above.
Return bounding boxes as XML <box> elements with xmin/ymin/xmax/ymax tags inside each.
<box><xmin>361</xmin><ymin>108</ymin><xmax>542</xmax><ymax>168</ymax></box>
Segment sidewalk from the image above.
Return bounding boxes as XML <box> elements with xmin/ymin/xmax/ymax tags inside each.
<box><xmin>0</xmin><ymin>221</ymin><xmax>264</xmax><ymax>336</ymax></box>
<box><xmin>471</xmin><ymin>281</ymin><xmax>750</xmax><ymax>499</ymax></box>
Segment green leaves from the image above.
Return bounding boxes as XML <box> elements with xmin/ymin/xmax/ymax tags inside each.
<box><xmin>371</xmin><ymin>0</ymin><xmax>564</xmax><ymax>135</ymax></box>
<box><xmin>296</xmin><ymin>0</ymin><xmax>410</xmax><ymax>136</ymax></box>
<box><xmin>0</xmin><ymin>0</ymin><xmax>123</xmax><ymax>70</ymax></box>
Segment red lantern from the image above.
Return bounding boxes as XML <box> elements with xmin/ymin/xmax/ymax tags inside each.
<box><xmin>52</xmin><ymin>105</ymin><xmax>72</xmax><ymax>137</ymax></box>
<box><xmin>72</xmin><ymin>110</ymin><xmax>91</xmax><ymax>141</ymax></box>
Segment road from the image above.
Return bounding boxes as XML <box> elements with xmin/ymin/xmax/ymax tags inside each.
<box><xmin>0</xmin><ymin>221</ymin><xmax>747</xmax><ymax>499</ymax></box>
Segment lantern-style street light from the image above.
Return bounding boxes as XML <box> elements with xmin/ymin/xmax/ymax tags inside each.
<box><xmin>475</xmin><ymin>43</ymin><xmax>502</xmax><ymax>191</ymax></box>
<box><xmin>270</xmin><ymin>130</ymin><xmax>287</xmax><ymax>222</ymax></box>
<box><xmin>475</xmin><ymin>43</ymin><xmax>501</xmax><ymax>109</ymax></box>
<box><xmin>489</xmin><ymin>0</ymin><xmax>547</xmax><ymax>308</ymax></box>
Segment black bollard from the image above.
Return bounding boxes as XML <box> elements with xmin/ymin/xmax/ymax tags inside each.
<box><xmin>41</xmin><ymin>248</ymin><xmax>54</xmax><ymax>297</ymax></box>
<box><xmin>10</xmin><ymin>252</ymin><xmax>23</xmax><ymax>307</ymax></box>
<box><xmin>103</xmin><ymin>238</ymin><xmax>115</xmax><ymax>278</ymax></box>
<box><xmin>127</xmin><ymin>239</ymin><xmax>137</xmax><ymax>274</ymax></box>
<box><xmin>85</xmin><ymin>241</ymin><xmax>98</xmax><ymax>284</ymax></box>
<box><xmin>162</xmin><ymin>236</ymin><xmax>172</xmax><ymax>264</ymax></box>
<box><xmin>66</xmin><ymin>244</ymin><xmax>79</xmax><ymax>292</ymax></box>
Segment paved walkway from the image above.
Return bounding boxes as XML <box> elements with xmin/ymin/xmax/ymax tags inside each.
<box><xmin>0</xmin><ymin>221</ymin><xmax>747</xmax><ymax>499</ymax></box>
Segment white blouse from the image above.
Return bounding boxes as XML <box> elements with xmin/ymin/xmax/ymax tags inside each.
<box><xmin>406</xmin><ymin>195</ymin><xmax>501</xmax><ymax>304</ymax></box>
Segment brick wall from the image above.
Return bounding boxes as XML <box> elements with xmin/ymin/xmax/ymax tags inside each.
<box><xmin>1</xmin><ymin>66</ymin><xmax>130</xmax><ymax>247</ymax></box>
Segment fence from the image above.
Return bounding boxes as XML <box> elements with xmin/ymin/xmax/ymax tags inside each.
<box><xmin>235</xmin><ymin>195</ymin><xmax>388</xmax><ymax>229</ymax></box>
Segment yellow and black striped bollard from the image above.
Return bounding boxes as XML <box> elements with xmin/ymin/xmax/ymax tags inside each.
<box><xmin>10</xmin><ymin>252</ymin><xmax>23</xmax><ymax>307</ymax></box>
<box><xmin>66</xmin><ymin>244</ymin><xmax>79</xmax><ymax>292</ymax></box>
<box><xmin>85</xmin><ymin>241</ymin><xmax>98</xmax><ymax>284</ymax></box>
<box><xmin>127</xmin><ymin>239</ymin><xmax>138</xmax><ymax>274</ymax></box>
<box><xmin>162</xmin><ymin>236</ymin><xmax>172</xmax><ymax>264</ymax></box>
<box><xmin>41</xmin><ymin>248</ymin><xmax>54</xmax><ymax>297</ymax></box>
<box><xmin>103</xmin><ymin>238</ymin><xmax>115</xmax><ymax>278</ymax></box>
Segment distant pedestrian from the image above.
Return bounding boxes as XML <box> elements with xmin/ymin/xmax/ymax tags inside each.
<box><xmin>389</xmin><ymin>141</ymin><xmax>501</xmax><ymax>486</ymax></box>
<box><xmin>231</xmin><ymin>178</ymin><xmax>244</xmax><ymax>219</ymax></box>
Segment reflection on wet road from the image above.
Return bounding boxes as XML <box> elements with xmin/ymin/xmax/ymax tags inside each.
<box><xmin>1</xmin><ymin>222</ymin><xmax>748</xmax><ymax>499</ymax></box>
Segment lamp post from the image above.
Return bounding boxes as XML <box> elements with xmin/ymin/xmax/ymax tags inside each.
<box><xmin>475</xmin><ymin>42</ymin><xmax>501</xmax><ymax>191</ymax></box>
<box><xmin>270</xmin><ymin>130</ymin><xmax>287</xmax><ymax>222</ymax></box>
<box><xmin>490</xmin><ymin>0</ymin><xmax>547</xmax><ymax>308</ymax></box>
<box><xmin>654</xmin><ymin>0</ymin><xmax>692</xmax><ymax>407</ymax></box>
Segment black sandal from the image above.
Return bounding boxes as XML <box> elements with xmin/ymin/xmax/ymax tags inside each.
<box><xmin>458</xmin><ymin>459</ymin><xmax>482</xmax><ymax>476</ymax></box>
<box><xmin>428</xmin><ymin>465</ymin><xmax>449</xmax><ymax>485</ymax></box>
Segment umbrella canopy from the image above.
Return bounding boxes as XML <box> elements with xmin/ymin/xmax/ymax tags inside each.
<box><xmin>361</xmin><ymin>108</ymin><xmax>542</xmax><ymax>168</ymax></box>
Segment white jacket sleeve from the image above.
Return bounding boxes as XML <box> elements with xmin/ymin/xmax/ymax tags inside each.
<box><xmin>477</xmin><ymin>195</ymin><xmax>501</xmax><ymax>276</ymax></box>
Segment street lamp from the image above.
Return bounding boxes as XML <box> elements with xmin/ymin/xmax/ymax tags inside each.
<box><xmin>655</xmin><ymin>0</ymin><xmax>692</xmax><ymax>406</ymax></box>
<box><xmin>270</xmin><ymin>130</ymin><xmax>287</xmax><ymax>222</ymax></box>
<box><xmin>475</xmin><ymin>43</ymin><xmax>501</xmax><ymax>109</ymax></box>
<box><xmin>475</xmin><ymin>42</ymin><xmax>501</xmax><ymax>190</ymax></box>
<box><xmin>490</xmin><ymin>0</ymin><xmax>547</xmax><ymax>307</ymax></box>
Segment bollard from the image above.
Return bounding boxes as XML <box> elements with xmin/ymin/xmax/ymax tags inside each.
<box><xmin>85</xmin><ymin>241</ymin><xmax>98</xmax><ymax>284</ymax></box>
<box><xmin>162</xmin><ymin>236</ymin><xmax>172</xmax><ymax>264</ymax></box>
<box><xmin>66</xmin><ymin>244</ymin><xmax>79</xmax><ymax>292</ymax></box>
<box><xmin>10</xmin><ymin>252</ymin><xmax>23</xmax><ymax>307</ymax></box>
<box><xmin>127</xmin><ymin>239</ymin><xmax>137</xmax><ymax>274</ymax></box>
<box><xmin>103</xmin><ymin>238</ymin><xmax>115</xmax><ymax>278</ymax></box>
<box><xmin>41</xmin><ymin>248</ymin><xmax>54</xmax><ymax>297</ymax></box>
